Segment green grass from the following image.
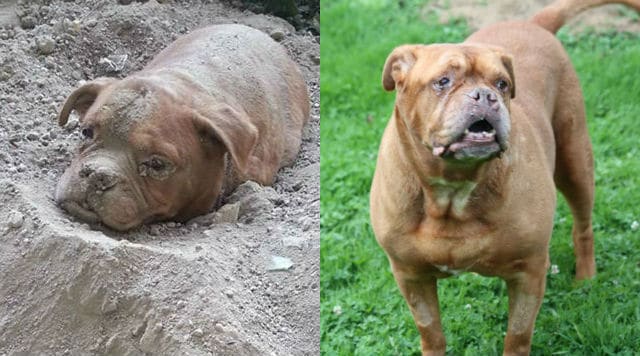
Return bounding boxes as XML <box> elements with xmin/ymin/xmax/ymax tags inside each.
<box><xmin>320</xmin><ymin>1</ymin><xmax>640</xmax><ymax>355</ymax></box>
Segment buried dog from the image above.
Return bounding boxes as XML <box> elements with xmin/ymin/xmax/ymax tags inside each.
<box><xmin>370</xmin><ymin>0</ymin><xmax>640</xmax><ymax>355</ymax></box>
<box><xmin>55</xmin><ymin>24</ymin><xmax>309</xmax><ymax>231</ymax></box>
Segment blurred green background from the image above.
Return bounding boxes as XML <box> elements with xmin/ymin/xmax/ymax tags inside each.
<box><xmin>320</xmin><ymin>0</ymin><xmax>640</xmax><ymax>354</ymax></box>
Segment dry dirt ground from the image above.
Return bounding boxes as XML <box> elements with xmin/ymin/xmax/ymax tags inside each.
<box><xmin>0</xmin><ymin>1</ymin><xmax>319</xmax><ymax>355</ymax></box>
<box><xmin>424</xmin><ymin>0</ymin><xmax>640</xmax><ymax>32</ymax></box>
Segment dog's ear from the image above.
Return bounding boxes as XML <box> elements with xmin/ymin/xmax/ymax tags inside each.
<box><xmin>58</xmin><ymin>78</ymin><xmax>117</xmax><ymax>126</ymax></box>
<box><xmin>191</xmin><ymin>104</ymin><xmax>258</xmax><ymax>174</ymax></box>
<box><xmin>382</xmin><ymin>45</ymin><xmax>418</xmax><ymax>91</ymax></box>
<box><xmin>500</xmin><ymin>53</ymin><xmax>516</xmax><ymax>99</ymax></box>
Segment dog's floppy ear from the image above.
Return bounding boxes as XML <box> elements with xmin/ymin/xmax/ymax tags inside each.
<box><xmin>192</xmin><ymin>104</ymin><xmax>258</xmax><ymax>174</ymax></box>
<box><xmin>58</xmin><ymin>77</ymin><xmax>117</xmax><ymax>126</ymax></box>
<box><xmin>500</xmin><ymin>53</ymin><xmax>516</xmax><ymax>99</ymax></box>
<box><xmin>382</xmin><ymin>45</ymin><xmax>419</xmax><ymax>91</ymax></box>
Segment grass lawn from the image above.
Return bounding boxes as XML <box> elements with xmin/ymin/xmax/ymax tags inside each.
<box><xmin>320</xmin><ymin>0</ymin><xmax>640</xmax><ymax>355</ymax></box>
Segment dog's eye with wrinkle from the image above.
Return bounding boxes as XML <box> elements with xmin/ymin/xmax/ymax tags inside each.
<box><xmin>138</xmin><ymin>156</ymin><xmax>175</xmax><ymax>180</ymax></box>
<box><xmin>496</xmin><ymin>79</ymin><xmax>509</xmax><ymax>93</ymax></box>
<box><xmin>433</xmin><ymin>76</ymin><xmax>452</xmax><ymax>91</ymax></box>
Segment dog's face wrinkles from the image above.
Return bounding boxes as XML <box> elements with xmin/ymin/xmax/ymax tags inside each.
<box><xmin>55</xmin><ymin>78</ymin><xmax>225</xmax><ymax>231</ymax></box>
<box><xmin>384</xmin><ymin>44</ymin><xmax>515</xmax><ymax>164</ymax></box>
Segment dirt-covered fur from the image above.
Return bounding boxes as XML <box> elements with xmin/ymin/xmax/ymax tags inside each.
<box><xmin>55</xmin><ymin>24</ymin><xmax>309</xmax><ymax>231</ymax></box>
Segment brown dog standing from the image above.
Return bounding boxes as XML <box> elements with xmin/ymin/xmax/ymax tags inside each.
<box><xmin>55</xmin><ymin>24</ymin><xmax>309</xmax><ymax>231</ymax></box>
<box><xmin>370</xmin><ymin>0</ymin><xmax>640</xmax><ymax>354</ymax></box>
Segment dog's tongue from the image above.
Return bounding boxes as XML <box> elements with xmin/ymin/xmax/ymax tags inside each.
<box><xmin>432</xmin><ymin>146</ymin><xmax>446</xmax><ymax>157</ymax></box>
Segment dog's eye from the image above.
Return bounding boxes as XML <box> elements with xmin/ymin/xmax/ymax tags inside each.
<box><xmin>148</xmin><ymin>157</ymin><xmax>166</xmax><ymax>171</ymax></box>
<box><xmin>139</xmin><ymin>156</ymin><xmax>175</xmax><ymax>180</ymax></box>
<box><xmin>81</xmin><ymin>127</ymin><xmax>94</xmax><ymax>140</ymax></box>
<box><xmin>434</xmin><ymin>76</ymin><xmax>451</xmax><ymax>90</ymax></box>
<box><xmin>496</xmin><ymin>79</ymin><xmax>509</xmax><ymax>92</ymax></box>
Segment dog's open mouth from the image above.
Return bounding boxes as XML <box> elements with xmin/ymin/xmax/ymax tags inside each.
<box><xmin>449</xmin><ymin>119</ymin><xmax>496</xmax><ymax>151</ymax></box>
<box><xmin>432</xmin><ymin>119</ymin><xmax>501</xmax><ymax>160</ymax></box>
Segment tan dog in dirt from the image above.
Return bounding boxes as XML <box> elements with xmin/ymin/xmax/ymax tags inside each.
<box><xmin>370</xmin><ymin>0</ymin><xmax>640</xmax><ymax>354</ymax></box>
<box><xmin>56</xmin><ymin>24</ymin><xmax>309</xmax><ymax>231</ymax></box>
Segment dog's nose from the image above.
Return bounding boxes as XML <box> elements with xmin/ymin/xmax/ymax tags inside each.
<box><xmin>469</xmin><ymin>88</ymin><xmax>499</xmax><ymax>109</ymax></box>
<box><xmin>80</xmin><ymin>164</ymin><xmax>118</xmax><ymax>191</ymax></box>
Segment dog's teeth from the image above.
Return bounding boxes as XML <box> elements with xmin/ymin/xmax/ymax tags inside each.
<box><xmin>490</xmin><ymin>129</ymin><xmax>496</xmax><ymax>134</ymax></box>
<box><xmin>433</xmin><ymin>146</ymin><xmax>445</xmax><ymax>156</ymax></box>
<box><xmin>465</xmin><ymin>129</ymin><xmax>470</xmax><ymax>135</ymax></box>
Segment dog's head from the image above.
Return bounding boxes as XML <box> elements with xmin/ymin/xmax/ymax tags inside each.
<box><xmin>55</xmin><ymin>76</ymin><xmax>257</xmax><ymax>231</ymax></box>
<box><xmin>383</xmin><ymin>43</ymin><xmax>515</xmax><ymax>164</ymax></box>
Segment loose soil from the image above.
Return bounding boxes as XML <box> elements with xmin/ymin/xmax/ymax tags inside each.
<box><xmin>0</xmin><ymin>1</ymin><xmax>319</xmax><ymax>355</ymax></box>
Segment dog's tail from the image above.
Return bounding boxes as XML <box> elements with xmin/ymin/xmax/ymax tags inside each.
<box><xmin>531</xmin><ymin>0</ymin><xmax>640</xmax><ymax>34</ymax></box>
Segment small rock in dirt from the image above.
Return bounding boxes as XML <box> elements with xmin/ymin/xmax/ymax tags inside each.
<box><xmin>187</xmin><ymin>212</ymin><xmax>214</xmax><ymax>227</ymax></box>
<box><xmin>214</xmin><ymin>323</ymin><xmax>225</xmax><ymax>333</ymax></box>
<box><xmin>7</xmin><ymin>211</ymin><xmax>25</xmax><ymax>229</ymax></box>
<box><xmin>85</xmin><ymin>18</ymin><xmax>98</xmax><ymax>28</ymax></box>
<box><xmin>299</xmin><ymin>216</ymin><xmax>313</xmax><ymax>231</ymax></box>
<box><xmin>212</xmin><ymin>202</ymin><xmax>240</xmax><ymax>224</ymax></box>
<box><xmin>35</xmin><ymin>36</ymin><xmax>56</xmax><ymax>55</ymax></box>
<box><xmin>131</xmin><ymin>321</ymin><xmax>146</xmax><ymax>337</ymax></box>
<box><xmin>227</xmin><ymin>181</ymin><xmax>262</xmax><ymax>203</ymax></box>
<box><xmin>101</xmin><ymin>297</ymin><xmax>118</xmax><ymax>315</ymax></box>
<box><xmin>71</xmin><ymin>71</ymin><xmax>83</xmax><ymax>81</ymax></box>
<box><xmin>98</xmin><ymin>54</ymin><xmax>128</xmax><ymax>73</ymax></box>
<box><xmin>226</xmin><ymin>181</ymin><xmax>279</xmax><ymax>220</ymax></box>
<box><xmin>291</xmin><ymin>180</ymin><xmax>304</xmax><ymax>191</ymax></box>
<box><xmin>64</xmin><ymin>116</ymin><xmax>79</xmax><ymax>131</ymax></box>
<box><xmin>309</xmin><ymin>53</ymin><xmax>320</xmax><ymax>65</ymax></box>
<box><xmin>62</xmin><ymin>18</ymin><xmax>81</xmax><ymax>35</ymax></box>
<box><xmin>270</xmin><ymin>30</ymin><xmax>285</xmax><ymax>41</ymax></box>
<box><xmin>0</xmin><ymin>65</ymin><xmax>14</xmax><ymax>81</ymax></box>
<box><xmin>268</xmin><ymin>255</ymin><xmax>293</xmax><ymax>271</ymax></box>
<box><xmin>20</xmin><ymin>16</ymin><xmax>36</xmax><ymax>29</ymax></box>
<box><xmin>240</xmin><ymin>196</ymin><xmax>273</xmax><ymax>220</ymax></box>
<box><xmin>224</xmin><ymin>289</ymin><xmax>234</xmax><ymax>298</ymax></box>
<box><xmin>149</xmin><ymin>225</ymin><xmax>161</xmax><ymax>236</ymax></box>
<box><xmin>192</xmin><ymin>328</ymin><xmax>204</xmax><ymax>338</ymax></box>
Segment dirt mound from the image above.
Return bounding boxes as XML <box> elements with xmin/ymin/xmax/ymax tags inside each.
<box><xmin>0</xmin><ymin>1</ymin><xmax>319</xmax><ymax>355</ymax></box>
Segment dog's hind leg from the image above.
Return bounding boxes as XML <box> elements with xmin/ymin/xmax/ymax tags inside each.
<box><xmin>551</xmin><ymin>65</ymin><xmax>596</xmax><ymax>280</ymax></box>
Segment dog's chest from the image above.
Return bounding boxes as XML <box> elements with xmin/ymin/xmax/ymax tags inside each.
<box><xmin>392</xmin><ymin>217</ymin><xmax>496</xmax><ymax>275</ymax></box>
<box><xmin>426</xmin><ymin>178</ymin><xmax>477</xmax><ymax>219</ymax></box>
<box><xmin>385</xmin><ymin>179</ymin><xmax>498</xmax><ymax>274</ymax></box>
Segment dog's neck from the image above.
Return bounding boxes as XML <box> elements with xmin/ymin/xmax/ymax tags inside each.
<box><xmin>392</xmin><ymin>109</ymin><xmax>510</xmax><ymax>220</ymax></box>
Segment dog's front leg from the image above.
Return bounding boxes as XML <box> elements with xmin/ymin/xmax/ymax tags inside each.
<box><xmin>393</xmin><ymin>267</ymin><xmax>446</xmax><ymax>356</ymax></box>
<box><xmin>503</xmin><ymin>270</ymin><xmax>546</xmax><ymax>356</ymax></box>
